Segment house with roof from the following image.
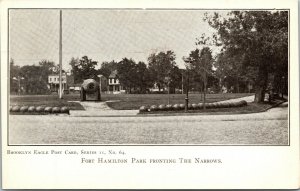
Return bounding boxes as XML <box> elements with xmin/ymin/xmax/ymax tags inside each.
<box><xmin>108</xmin><ymin>70</ymin><xmax>125</xmax><ymax>94</ymax></box>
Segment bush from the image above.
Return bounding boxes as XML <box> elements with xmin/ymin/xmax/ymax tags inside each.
<box><xmin>36</xmin><ymin>106</ymin><xmax>45</xmax><ymax>112</ymax></box>
<box><xmin>222</xmin><ymin>102</ymin><xmax>230</xmax><ymax>108</ymax></box>
<box><xmin>198</xmin><ymin>103</ymin><xmax>204</xmax><ymax>109</ymax></box>
<box><xmin>232</xmin><ymin>102</ymin><xmax>240</xmax><ymax>107</ymax></box>
<box><xmin>9</xmin><ymin>106</ymin><xmax>12</xmax><ymax>112</ymax></box>
<box><xmin>158</xmin><ymin>104</ymin><xmax>166</xmax><ymax>111</ymax></box>
<box><xmin>191</xmin><ymin>103</ymin><xmax>198</xmax><ymax>110</ymax></box>
<box><xmin>61</xmin><ymin>106</ymin><xmax>70</xmax><ymax>114</ymax></box>
<box><xmin>20</xmin><ymin>106</ymin><xmax>29</xmax><ymax>112</ymax></box>
<box><xmin>228</xmin><ymin>102</ymin><xmax>235</xmax><ymax>108</ymax></box>
<box><xmin>150</xmin><ymin>105</ymin><xmax>158</xmax><ymax>111</ymax></box>
<box><xmin>166</xmin><ymin>104</ymin><xmax>173</xmax><ymax>111</ymax></box>
<box><xmin>139</xmin><ymin>106</ymin><xmax>149</xmax><ymax>112</ymax></box>
<box><xmin>44</xmin><ymin>107</ymin><xmax>52</xmax><ymax>113</ymax></box>
<box><xmin>179</xmin><ymin>104</ymin><xmax>185</xmax><ymax>110</ymax></box>
<box><xmin>240</xmin><ymin>100</ymin><xmax>247</xmax><ymax>106</ymax></box>
<box><xmin>52</xmin><ymin>107</ymin><xmax>61</xmax><ymax>113</ymax></box>
<box><xmin>188</xmin><ymin>104</ymin><xmax>193</xmax><ymax>109</ymax></box>
<box><xmin>173</xmin><ymin>104</ymin><xmax>180</xmax><ymax>110</ymax></box>
<box><xmin>28</xmin><ymin>106</ymin><xmax>36</xmax><ymax>112</ymax></box>
<box><xmin>209</xmin><ymin>103</ymin><xmax>217</xmax><ymax>109</ymax></box>
<box><xmin>12</xmin><ymin>106</ymin><xmax>20</xmax><ymax>112</ymax></box>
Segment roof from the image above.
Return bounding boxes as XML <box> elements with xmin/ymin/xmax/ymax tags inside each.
<box><xmin>109</xmin><ymin>70</ymin><xmax>118</xmax><ymax>78</ymax></box>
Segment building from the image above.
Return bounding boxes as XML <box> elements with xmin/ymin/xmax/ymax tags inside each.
<box><xmin>48</xmin><ymin>73</ymin><xmax>74</xmax><ymax>93</ymax></box>
<box><xmin>108</xmin><ymin>70</ymin><xmax>125</xmax><ymax>94</ymax></box>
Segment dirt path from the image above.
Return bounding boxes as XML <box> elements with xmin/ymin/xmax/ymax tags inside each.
<box><xmin>69</xmin><ymin>101</ymin><xmax>139</xmax><ymax>116</ymax></box>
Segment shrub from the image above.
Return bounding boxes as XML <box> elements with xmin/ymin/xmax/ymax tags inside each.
<box><xmin>240</xmin><ymin>100</ymin><xmax>247</xmax><ymax>106</ymax></box>
<box><xmin>192</xmin><ymin>103</ymin><xmax>198</xmax><ymax>110</ymax></box>
<box><xmin>188</xmin><ymin>104</ymin><xmax>193</xmax><ymax>109</ymax></box>
<box><xmin>52</xmin><ymin>107</ymin><xmax>61</xmax><ymax>113</ymax></box>
<box><xmin>36</xmin><ymin>106</ymin><xmax>45</xmax><ymax>112</ymax></box>
<box><xmin>61</xmin><ymin>106</ymin><xmax>70</xmax><ymax>114</ymax></box>
<box><xmin>12</xmin><ymin>106</ymin><xmax>20</xmax><ymax>112</ymax></box>
<box><xmin>9</xmin><ymin>106</ymin><xmax>12</xmax><ymax>112</ymax></box>
<box><xmin>28</xmin><ymin>106</ymin><xmax>36</xmax><ymax>112</ymax></box>
<box><xmin>209</xmin><ymin>103</ymin><xmax>217</xmax><ymax>109</ymax></box>
<box><xmin>150</xmin><ymin>105</ymin><xmax>158</xmax><ymax>111</ymax></box>
<box><xmin>173</xmin><ymin>104</ymin><xmax>180</xmax><ymax>110</ymax></box>
<box><xmin>197</xmin><ymin>103</ymin><xmax>204</xmax><ymax>109</ymax></box>
<box><xmin>179</xmin><ymin>104</ymin><xmax>185</xmax><ymax>110</ymax></box>
<box><xmin>20</xmin><ymin>106</ymin><xmax>29</xmax><ymax>112</ymax></box>
<box><xmin>158</xmin><ymin>104</ymin><xmax>166</xmax><ymax>111</ymax></box>
<box><xmin>222</xmin><ymin>102</ymin><xmax>230</xmax><ymax>108</ymax></box>
<box><xmin>139</xmin><ymin>106</ymin><xmax>149</xmax><ymax>112</ymax></box>
<box><xmin>228</xmin><ymin>102</ymin><xmax>235</xmax><ymax>108</ymax></box>
<box><xmin>232</xmin><ymin>102</ymin><xmax>240</xmax><ymax>107</ymax></box>
<box><xmin>166</xmin><ymin>104</ymin><xmax>173</xmax><ymax>111</ymax></box>
<box><xmin>44</xmin><ymin>107</ymin><xmax>52</xmax><ymax>113</ymax></box>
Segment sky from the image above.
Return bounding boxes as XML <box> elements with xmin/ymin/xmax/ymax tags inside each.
<box><xmin>9</xmin><ymin>9</ymin><xmax>226</xmax><ymax>70</ymax></box>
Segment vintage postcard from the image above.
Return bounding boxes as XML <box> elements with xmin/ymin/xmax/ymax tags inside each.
<box><xmin>1</xmin><ymin>0</ymin><xmax>299</xmax><ymax>189</ymax></box>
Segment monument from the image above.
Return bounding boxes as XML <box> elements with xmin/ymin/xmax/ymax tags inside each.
<box><xmin>80</xmin><ymin>79</ymin><xmax>101</xmax><ymax>101</ymax></box>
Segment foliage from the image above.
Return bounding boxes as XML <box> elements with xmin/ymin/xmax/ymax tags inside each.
<box><xmin>98</xmin><ymin>60</ymin><xmax>119</xmax><ymax>79</ymax></box>
<box><xmin>70</xmin><ymin>56</ymin><xmax>98</xmax><ymax>84</ymax></box>
<box><xmin>10</xmin><ymin>59</ymin><xmax>20</xmax><ymax>94</ymax></box>
<box><xmin>184</xmin><ymin>47</ymin><xmax>214</xmax><ymax>107</ymax></box>
<box><xmin>117</xmin><ymin>58</ymin><xmax>137</xmax><ymax>93</ymax></box>
<box><xmin>148</xmin><ymin>50</ymin><xmax>177</xmax><ymax>91</ymax></box>
<box><xmin>203</xmin><ymin>11</ymin><xmax>288</xmax><ymax>102</ymax></box>
<box><xmin>10</xmin><ymin>59</ymin><xmax>56</xmax><ymax>94</ymax></box>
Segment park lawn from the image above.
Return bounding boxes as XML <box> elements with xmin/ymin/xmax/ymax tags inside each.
<box><xmin>10</xmin><ymin>94</ymin><xmax>84</xmax><ymax>110</ymax></box>
<box><xmin>103</xmin><ymin>93</ymin><xmax>254</xmax><ymax>110</ymax></box>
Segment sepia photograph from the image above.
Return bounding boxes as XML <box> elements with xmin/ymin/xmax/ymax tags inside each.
<box><xmin>8</xmin><ymin>8</ymin><xmax>289</xmax><ymax>145</ymax></box>
<box><xmin>2</xmin><ymin>0</ymin><xmax>299</xmax><ymax>189</ymax></box>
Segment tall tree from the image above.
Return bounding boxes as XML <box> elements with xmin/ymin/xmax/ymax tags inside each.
<box><xmin>10</xmin><ymin>59</ymin><xmax>20</xmax><ymax>94</ymax></box>
<box><xmin>70</xmin><ymin>56</ymin><xmax>98</xmax><ymax>84</ymax></box>
<box><xmin>204</xmin><ymin>11</ymin><xmax>288</xmax><ymax>102</ymax></box>
<box><xmin>98</xmin><ymin>60</ymin><xmax>119</xmax><ymax>79</ymax></box>
<box><xmin>184</xmin><ymin>47</ymin><xmax>214</xmax><ymax>108</ymax></box>
<box><xmin>148</xmin><ymin>50</ymin><xmax>177</xmax><ymax>91</ymax></box>
<box><xmin>117</xmin><ymin>58</ymin><xmax>137</xmax><ymax>93</ymax></box>
<box><xmin>135</xmin><ymin>61</ymin><xmax>153</xmax><ymax>93</ymax></box>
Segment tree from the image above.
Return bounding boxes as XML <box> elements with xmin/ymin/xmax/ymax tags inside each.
<box><xmin>135</xmin><ymin>61</ymin><xmax>153</xmax><ymax>93</ymax></box>
<box><xmin>20</xmin><ymin>65</ymin><xmax>49</xmax><ymax>94</ymax></box>
<box><xmin>148</xmin><ymin>50</ymin><xmax>177</xmax><ymax>91</ymax></box>
<box><xmin>184</xmin><ymin>47</ymin><xmax>214</xmax><ymax>108</ymax></box>
<box><xmin>98</xmin><ymin>60</ymin><xmax>119</xmax><ymax>79</ymax></box>
<box><xmin>70</xmin><ymin>56</ymin><xmax>98</xmax><ymax>84</ymax></box>
<box><xmin>117</xmin><ymin>58</ymin><xmax>137</xmax><ymax>93</ymax></box>
<box><xmin>214</xmin><ymin>51</ymin><xmax>257</xmax><ymax>93</ymax></box>
<box><xmin>10</xmin><ymin>59</ymin><xmax>21</xmax><ymax>94</ymax></box>
<box><xmin>204</xmin><ymin>11</ymin><xmax>288</xmax><ymax>102</ymax></box>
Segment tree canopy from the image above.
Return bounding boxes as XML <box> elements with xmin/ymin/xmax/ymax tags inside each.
<box><xmin>204</xmin><ymin>11</ymin><xmax>288</xmax><ymax>102</ymax></box>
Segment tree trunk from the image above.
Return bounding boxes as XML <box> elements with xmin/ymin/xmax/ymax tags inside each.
<box><xmin>203</xmin><ymin>75</ymin><xmax>207</xmax><ymax>109</ymax></box>
<box><xmin>236</xmin><ymin>79</ymin><xmax>240</xmax><ymax>93</ymax></box>
<box><xmin>254</xmin><ymin>66</ymin><xmax>268</xmax><ymax>103</ymax></box>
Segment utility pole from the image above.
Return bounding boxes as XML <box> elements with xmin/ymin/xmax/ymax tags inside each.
<box><xmin>59</xmin><ymin>10</ymin><xmax>63</xmax><ymax>99</ymax></box>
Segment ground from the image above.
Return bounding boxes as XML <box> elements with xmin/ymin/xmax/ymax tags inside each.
<box><xmin>10</xmin><ymin>93</ymin><xmax>254</xmax><ymax>110</ymax></box>
<box><xmin>8</xmin><ymin>104</ymin><xmax>288</xmax><ymax>145</ymax></box>
<box><xmin>8</xmin><ymin>93</ymin><xmax>288</xmax><ymax>145</ymax></box>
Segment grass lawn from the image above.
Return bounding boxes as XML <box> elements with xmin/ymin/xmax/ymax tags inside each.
<box><xmin>103</xmin><ymin>93</ymin><xmax>254</xmax><ymax>110</ymax></box>
<box><xmin>10</xmin><ymin>94</ymin><xmax>84</xmax><ymax>110</ymax></box>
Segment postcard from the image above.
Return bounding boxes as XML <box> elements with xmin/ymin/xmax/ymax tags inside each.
<box><xmin>1</xmin><ymin>0</ymin><xmax>299</xmax><ymax>189</ymax></box>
